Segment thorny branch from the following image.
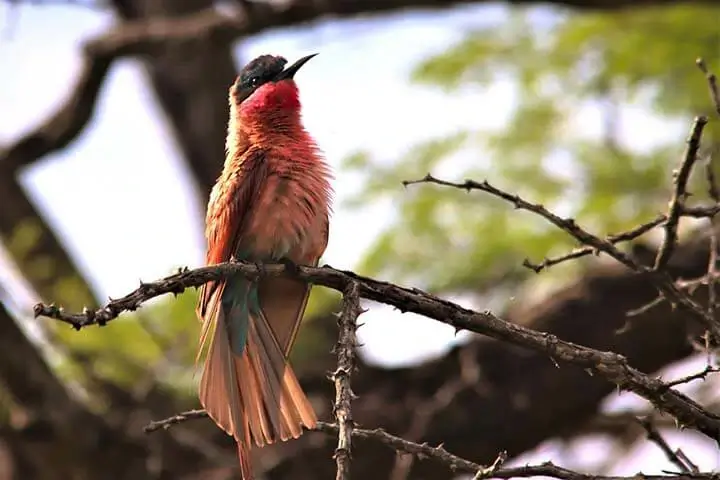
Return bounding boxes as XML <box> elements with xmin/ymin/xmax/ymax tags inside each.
<box><xmin>665</xmin><ymin>365</ymin><xmax>720</xmax><ymax>389</ymax></box>
<box><xmin>524</xmin><ymin>206</ymin><xmax>720</xmax><ymax>272</ymax></box>
<box><xmin>332</xmin><ymin>283</ymin><xmax>362</xmax><ymax>480</ymax></box>
<box><xmin>639</xmin><ymin>419</ymin><xmax>697</xmax><ymax>473</ymax></box>
<box><xmin>142</xmin><ymin>411</ymin><xmax>719</xmax><ymax>480</ymax></box>
<box><xmin>697</xmin><ymin>58</ymin><xmax>720</xmax><ymax>117</ymax></box>
<box><xmin>654</xmin><ymin>117</ymin><xmax>708</xmax><ymax>270</ymax></box>
<box><xmin>30</xmin><ymin>59</ymin><xmax>720</xmax><ymax>478</ymax></box>
<box><xmin>403</xmin><ymin>161</ymin><xmax>720</xmax><ymax>342</ymax></box>
<box><xmin>519</xmin><ymin>59</ymin><xmax>720</xmax><ymax>276</ymax></box>
<box><xmin>33</xmin><ymin>258</ymin><xmax>720</xmax><ymax>442</ymax></box>
<box><xmin>698</xmin><ymin>59</ymin><xmax>720</xmax><ymax>347</ymax></box>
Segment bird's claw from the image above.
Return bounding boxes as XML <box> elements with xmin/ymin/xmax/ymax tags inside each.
<box><xmin>280</xmin><ymin>258</ymin><xmax>301</xmax><ymax>276</ymax></box>
<box><xmin>254</xmin><ymin>261</ymin><xmax>267</xmax><ymax>278</ymax></box>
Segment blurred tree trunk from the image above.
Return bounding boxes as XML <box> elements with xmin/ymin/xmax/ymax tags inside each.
<box><xmin>110</xmin><ymin>0</ymin><xmax>238</xmax><ymax>207</ymax></box>
<box><xmin>0</xmin><ymin>176</ymin><xmax>97</xmax><ymax>310</ymax></box>
<box><xmin>0</xmin><ymin>303</ymin><xmax>155</xmax><ymax>480</ymax></box>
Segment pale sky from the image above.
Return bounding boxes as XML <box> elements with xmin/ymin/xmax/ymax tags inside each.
<box><xmin>0</xmin><ymin>1</ymin><xmax>717</xmax><ymax>475</ymax></box>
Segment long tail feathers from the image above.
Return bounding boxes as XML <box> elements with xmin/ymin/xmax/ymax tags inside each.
<box><xmin>197</xmin><ymin>281</ymin><xmax>317</xmax><ymax>479</ymax></box>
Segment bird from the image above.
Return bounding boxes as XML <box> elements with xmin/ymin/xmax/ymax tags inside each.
<box><xmin>195</xmin><ymin>53</ymin><xmax>333</xmax><ymax>479</ymax></box>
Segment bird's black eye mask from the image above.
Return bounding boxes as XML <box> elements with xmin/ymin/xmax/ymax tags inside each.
<box><xmin>233</xmin><ymin>53</ymin><xmax>318</xmax><ymax>105</ymax></box>
<box><xmin>234</xmin><ymin>55</ymin><xmax>288</xmax><ymax>104</ymax></box>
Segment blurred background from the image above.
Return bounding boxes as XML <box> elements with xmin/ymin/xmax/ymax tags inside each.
<box><xmin>1</xmin><ymin>0</ymin><xmax>719</xmax><ymax>478</ymax></box>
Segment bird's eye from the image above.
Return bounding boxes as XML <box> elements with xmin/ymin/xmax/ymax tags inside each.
<box><xmin>249</xmin><ymin>77</ymin><xmax>259</xmax><ymax>87</ymax></box>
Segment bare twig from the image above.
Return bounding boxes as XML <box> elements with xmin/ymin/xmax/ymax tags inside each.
<box><xmin>654</xmin><ymin>116</ymin><xmax>708</xmax><ymax>270</ymax></box>
<box><xmin>639</xmin><ymin>419</ymin><xmax>693</xmax><ymax>473</ymax></box>
<box><xmin>523</xmin><ymin>215</ymin><xmax>665</xmax><ymax>272</ymax></box>
<box><xmin>627</xmin><ymin>271</ymin><xmax>720</xmax><ymax>319</ymax></box>
<box><xmin>676</xmin><ymin>449</ymin><xmax>701</xmax><ymax>474</ymax></box>
<box><xmin>143</xmin><ymin>411</ymin><xmax>718</xmax><ymax>480</ymax></box>
<box><xmin>473</xmin><ymin>454</ymin><xmax>507</xmax><ymax>480</ymax></box>
<box><xmin>145</xmin><ymin>411</ymin><xmax>501</xmax><ymax>474</ymax></box>
<box><xmin>664</xmin><ymin>365</ymin><xmax>720</xmax><ymax>388</ymax></box>
<box><xmin>685</xmin><ymin>205</ymin><xmax>720</xmax><ymax>217</ymax></box>
<box><xmin>144</xmin><ymin>409</ymin><xmax>209</xmax><ymax>432</ymax></box>
<box><xmin>629</xmin><ymin>151</ymin><xmax>720</xmax><ymax>339</ymax></box>
<box><xmin>34</xmin><ymin>260</ymin><xmax>720</xmax><ymax>442</ymax></box>
<box><xmin>525</xmin><ymin>205</ymin><xmax>720</xmax><ymax>272</ymax></box>
<box><xmin>332</xmin><ymin>283</ymin><xmax>362</xmax><ymax>480</ymax></box>
<box><xmin>403</xmin><ymin>173</ymin><xmax>720</xmax><ymax>341</ymax></box>
<box><xmin>697</xmin><ymin>58</ymin><xmax>720</xmax><ymax>117</ymax></box>
<box><xmin>704</xmin><ymin>153</ymin><xmax>720</xmax><ymax>361</ymax></box>
<box><xmin>624</xmin><ymin>295</ymin><xmax>666</xmax><ymax>318</ymax></box>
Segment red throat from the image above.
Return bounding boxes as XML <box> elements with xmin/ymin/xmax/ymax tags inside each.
<box><xmin>239</xmin><ymin>80</ymin><xmax>301</xmax><ymax>120</ymax></box>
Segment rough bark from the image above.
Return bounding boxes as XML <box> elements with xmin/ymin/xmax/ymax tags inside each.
<box><xmin>260</xmin><ymin>234</ymin><xmax>714</xmax><ymax>479</ymax></box>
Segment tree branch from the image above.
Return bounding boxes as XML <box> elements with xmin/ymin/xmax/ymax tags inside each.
<box><xmin>33</xmin><ymin>258</ymin><xmax>720</xmax><ymax>443</ymax></box>
<box><xmin>403</xmin><ymin>169</ymin><xmax>720</xmax><ymax>342</ymax></box>
<box><xmin>696</xmin><ymin>58</ymin><xmax>720</xmax><ymax>117</ymax></box>
<box><xmin>654</xmin><ymin>116</ymin><xmax>708</xmax><ymax>270</ymax></box>
<box><xmin>143</xmin><ymin>412</ymin><xmax>718</xmax><ymax>480</ymax></box>
<box><xmin>332</xmin><ymin>283</ymin><xmax>362</xmax><ymax>480</ymax></box>
<box><xmin>524</xmin><ymin>205</ymin><xmax>720</xmax><ymax>273</ymax></box>
<box><xmin>639</xmin><ymin>419</ymin><xmax>697</xmax><ymax>473</ymax></box>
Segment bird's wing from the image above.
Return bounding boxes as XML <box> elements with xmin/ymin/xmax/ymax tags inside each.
<box><xmin>197</xmin><ymin>148</ymin><xmax>321</xmax><ymax>449</ymax></box>
<box><xmin>196</xmin><ymin>150</ymin><xmax>269</xmax><ymax>321</ymax></box>
<box><xmin>257</xmin><ymin>215</ymin><xmax>329</xmax><ymax>357</ymax></box>
<box><xmin>195</xmin><ymin>148</ymin><xmax>273</xmax><ymax>449</ymax></box>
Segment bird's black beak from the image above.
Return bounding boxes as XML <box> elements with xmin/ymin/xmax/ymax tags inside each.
<box><xmin>274</xmin><ymin>53</ymin><xmax>318</xmax><ymax>81</ymax></box>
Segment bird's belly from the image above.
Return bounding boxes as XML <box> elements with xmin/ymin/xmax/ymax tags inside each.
<box><xmin>266</xmin><ymin>231</ymin><xmax>297</xmax><ymax>259</ymax></box>
<box><xmin>246</xmin><ymin>202</ymin><xmax>322</xmax><ymax>262</ymax></box>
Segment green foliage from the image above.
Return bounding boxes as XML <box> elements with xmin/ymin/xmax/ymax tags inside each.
<box><xmin>345</xmin><ymin>3</ymin><xmax>720</xmax><ymax>295</ymax></box>
<box><xmin>52</xmin><ymin>287</ymin><xmax>201</xmax><ymax>401</ymax></box>
<box><xmin>50</xmin><ymin>280</ymin><xmax>337</xmax><ymax>396</ymax></box>
<box><xmin>5</xmin><ymin>218</ymin><xmax>95</xmax><ymax>309</ymax></box>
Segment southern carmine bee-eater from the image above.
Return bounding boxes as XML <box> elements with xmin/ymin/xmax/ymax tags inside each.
<box><xmin>196</xmin><ymin>53</ymin><xmax>333</xmax><ymax>479</ymax></box>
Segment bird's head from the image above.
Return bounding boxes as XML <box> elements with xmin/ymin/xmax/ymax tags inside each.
<box><xmin>230</xmin><ymin>53</ymin><xmax>317</xmax><ymax>120</ymax></box>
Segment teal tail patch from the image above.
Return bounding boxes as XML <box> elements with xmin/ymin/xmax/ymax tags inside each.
<box><xmin>221</xmin><ymin>275</ymin><xmax>261</xmax><ymax>356</ymax></box>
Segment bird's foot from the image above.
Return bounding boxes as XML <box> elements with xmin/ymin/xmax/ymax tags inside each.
<box><xmin>280</xmin><ymin>258</ymin><xmax>301</xmax><ymax>276</ymax></box>
<box><xmin>254</xmin><ymin>261</ymin><xmax>268</xmax><ymax>278</ymax></box>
